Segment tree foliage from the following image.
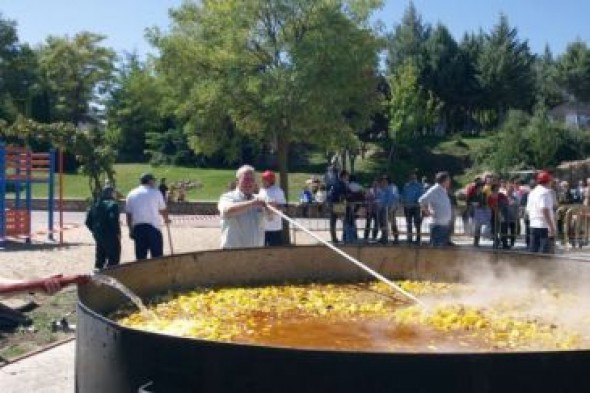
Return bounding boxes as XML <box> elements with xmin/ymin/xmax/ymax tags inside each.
<box><xmin>106</xmin><ymin>54</ymin><xmax>165</xmax><ymax>162</ymax></box>
<box><xmin>388</xmin><ymin>60</ymin><xmax>439</xmax><ymax>145</ymax></box>
<box><xmin>150</xmin><ymin>0</ymin><xmax>383</xmax><ymax>199</ymax></box>
<box><xmin>479</xmin><ymin>108</ymin><xmax>580</xmax><ymax>173</ymax></box>
<box><xmin>476</xmin><ymin>14</ymin><xmax>535</xmax><ymax>119</ymax></box>
<box><xmin>0</xmin><ymin>116</ymin><xmax>116</xmax><ymax>197</ymax></box>
<box><xmin>556</xmin><ymin>41</ymin><xmax>590</xmax><ymax>102</ymax></box>
<box><xmin>38</xmin><ymin>32</ymin><xmax>116</xmax><ymax>124</ymax></box>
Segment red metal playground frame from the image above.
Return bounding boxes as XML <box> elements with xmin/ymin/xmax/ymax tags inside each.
<box><xmin>0</xmin><ymin>144</ymin><xmax>65</xmax><ymax>245</ymax></box>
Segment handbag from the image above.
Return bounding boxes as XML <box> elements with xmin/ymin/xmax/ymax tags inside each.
<box><xmin>332</xmin><ymin>202</ymin><xmax>346</xmax><ymax>215</ymax></box>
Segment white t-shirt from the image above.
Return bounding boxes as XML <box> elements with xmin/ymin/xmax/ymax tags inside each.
<box><xmin>257</xmin><ymin>185</ymin><xmax>287</xmax><ymax>232</ymax></box>
<box><xmin>526</xmin><ymin>185</ymin><xmax>555</xmax><ymax>229</ymax></box>
<box><xmin>125</xmin><ymin>185</ymin><xmax>166</xmax><ymax>229</ymax></box>
<box><xmin>218</xmin><ymin>189</ymin><xmax>265</xmax><ymax>248</ymax></box>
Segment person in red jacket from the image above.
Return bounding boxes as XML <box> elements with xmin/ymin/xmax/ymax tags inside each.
<box><xmin>487</xmin><ymin>184</ymin><xmax>508</xmax><ymax>248</ymax></box>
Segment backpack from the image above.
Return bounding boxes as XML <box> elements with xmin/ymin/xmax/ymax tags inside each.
<box><xmin>85</xmin><ymin>201</ymin><xmax>110</xmax><ymax>241</ymax></box>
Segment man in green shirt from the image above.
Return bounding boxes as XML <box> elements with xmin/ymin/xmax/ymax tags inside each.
<box><xmin>86</xmin><ymin>186</ymin><xmax>121</xmax><ymax>270</ymax></box>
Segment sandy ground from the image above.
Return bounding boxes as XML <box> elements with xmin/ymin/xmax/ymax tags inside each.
<box><xmin>0</xmin><ymin>211</ymin><xmax>331</xmax><ymax>281</ymax></box>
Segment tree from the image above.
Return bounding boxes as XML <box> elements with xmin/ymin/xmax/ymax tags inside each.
<box><xmin>0</xmin><ymin>14</ymin><xmax>42</xmax><ymax>123</ymax></box>
<box><xmin>38</xmin><ymin>32</ymin><xmax>116</xmax><ymax>125</ymax></box>
<box><xmin>386</xmin><ymin>1</ymin><xmax>430</xmax><ymax>78</ymax></box>
<box><xmin>478</xmin><ymin>110</ymin><xmax>530</xmax><ymax>173</ymax></box>
<box><xmin>423</xmin><ymin>24</ymin><xmax>477</xmax><ymax>132</ymax></box>
<box><xmin>533</xmin><ymin>45</ymin><xmax>563</xmax><ymax>108</ymax></box>
<box><xmin>525</xmin><ymin>105</ymin><xmax>563</xmax><ymax>169</ymax></box>
<box><xmin>556</xmin><ymin>41</ymin><xmax>590</xmax><ymax>102</ymax></box>
<box><xmin>106</xmin><ymin>54</ymin><xmax>165</xmax><ymax>162</ymax></box>
<box><xmin>476</xmin><ymin>14</ymin><xmax>535</xmax><ymax>121</ymax></box>
<box><xmin>388</xmin><ymin>60</ymin><xmax>439</xmax><ymax>165</ymax></box>
<box><xmin>150</xmin><ymin>0</ymin><xmax>382</xmax><ymax>201</ymax></box>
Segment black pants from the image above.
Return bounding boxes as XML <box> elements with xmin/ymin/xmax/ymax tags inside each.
<box><xmin>133</xmin><ymin>224</ymin><xmax>163</xmax><ymax>260</ymax></box>
<box><xmin>364</xmin><ymin>210</ymin><xmax>378</xmax><ymax>240</ymax></box>
<box><xmin>500</xmin><ymin>222</ymin><xmax>516</xmax><ymax>248</ymax></box>
<box><xmin>265</xmin><ymin>230</ymin><xmax>283</xmax><ymax>246</ymax></box>
<box><xmin>329</xmin><ymin>205</ymin><xmax>341</xmax><ymax>243</ymax></box>
<box><xmin>95</xmin><ymin>237</ymin><xmax>121</xmax><ymax>269</ymax></box>
<box><xmin>524</xmin><ymin>218</ymin><xmax>531</xmax><ymax>247</ymax></box>
<box><xmin>529</xmin><ymin>227</ymin><xmax>551</xmax><ymax>253</ymax></box>
<box><xmin>404</xmin><ymin>206</ymin><xmax>422</xmax><ymax>242</ymax></box>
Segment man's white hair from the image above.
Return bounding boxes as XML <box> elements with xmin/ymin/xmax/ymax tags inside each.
<box><xmin>236</xmin><ymin>164</ymin><xmax>256</xmax><ymax>179</ymax></box>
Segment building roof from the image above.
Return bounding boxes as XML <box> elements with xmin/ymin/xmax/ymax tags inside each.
<box><xmin>550</xmin><ymin>102</ymin><xmax>590</xmax><ymax>118</ymax></box>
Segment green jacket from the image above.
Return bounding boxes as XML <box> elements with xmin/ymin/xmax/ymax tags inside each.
<box><xmin>85</xmin><ymin>199</ymin><xmax>121</xmax><ymax>242</ymax></box>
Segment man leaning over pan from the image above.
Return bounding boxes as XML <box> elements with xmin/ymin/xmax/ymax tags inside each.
<box><xmin>218</xmin><ymin>165</ymin><xmax>278</xmax><ymax>249</ymax></box>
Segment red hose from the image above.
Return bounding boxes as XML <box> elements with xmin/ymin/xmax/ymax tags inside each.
<box><xmin>0</xmin><ymin>274</ymin><xmax>91</xmax><ymax>295</ymax></box>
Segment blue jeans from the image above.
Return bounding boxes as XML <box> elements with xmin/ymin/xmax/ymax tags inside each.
<box><xmin>133</xmin><ymin>224</ymin><xmax>163</xmax><ymax>260</ymax></box>
<box><xmin>430</xmin><ymin>225</ymin><xmax>450</xmax><ymax>247</ymax></box>
<box><xmin>529</xmin><ymin>227</ymin><xmax>551</xmax><ymax>253</ymax></box>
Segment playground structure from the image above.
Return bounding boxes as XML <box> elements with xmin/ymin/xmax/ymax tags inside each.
<box><xmin>0</xmin><ymin>144</ymin><xmax>64</xmax><ymax>244</ymax></box>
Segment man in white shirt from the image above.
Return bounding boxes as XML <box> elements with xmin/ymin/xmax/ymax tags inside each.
<box><xmin>257</xmin><ymin>170</ymin><xmax>287</xmax><ymax>246</ymax></box>
<box><xmin>218</xmin><ymin>165</ymin><xmax>268</xmax><ymax>249</ymax></box>
<box><xmin>526</xmin><ymin>171</ymin><xmax>556</xmax><ymax>253</ymax></box>
<box><xmin>418</xmin><ymin>171</ymin><xmax>452</xmax><ymax>247</ymax></box>
<box><xmin>125</xmin><ymin>173</ymin><xmax>170</xmax><ymax>260</ymax></box>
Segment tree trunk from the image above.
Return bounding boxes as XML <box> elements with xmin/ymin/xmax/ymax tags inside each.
<box><xmin>276</xmin><ymin>132</ymin><xmax>291</xmax><ymax>245</ymax></box>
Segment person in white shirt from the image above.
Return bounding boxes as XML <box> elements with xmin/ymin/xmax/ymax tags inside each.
<box><xmin>125</xmin><ymin>173</ymin><xmax>170</xmax><ymax>260</ymax></box>
<box><xmin>218</xmin><ymin>165</ymin><xmax>269</xmax><ymax>249</ymax></box>
<box><xmin>418</xmin><ymin>171</ymin><xmax>452</xmax><ymax>247</ymax></box>
<box><xmin>526</xmin><ymin>171</ymin><xmax>556</xmax><ymax>253</ymax></box>
<box><xmin>257</xmin><ymin>170</ymin><xmax>287</xmax><ymax>246</ymax></box>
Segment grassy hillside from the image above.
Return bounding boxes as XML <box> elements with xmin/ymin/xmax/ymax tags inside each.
<box><xmin>25</xmin><ymin>163</ymin><xmax>320</xmax><ymax>202</ymax></box>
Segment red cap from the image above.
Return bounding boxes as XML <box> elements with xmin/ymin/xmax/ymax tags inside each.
<box><xmin>536</xmin><ymin>171</ymin><xmax>552</xmax><ymax>184</ymax></box>
<box><xmin>261</xmin><ymin>170</ymin><xmax>275</xmax><ymax>183</ymax></box>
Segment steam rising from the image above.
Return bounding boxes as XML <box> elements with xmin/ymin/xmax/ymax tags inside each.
<box><xmin>419</xmin><ymin>258</ymin><xmax>590</xmax><ymax>345</ymax></box>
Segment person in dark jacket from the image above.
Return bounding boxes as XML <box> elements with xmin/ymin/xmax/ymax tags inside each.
<box><xmin>85</xmin><ymin>186</ymin><xmax>121</xmax><ymax>270</ymax></box>
<box><xmin>401</xmin><ymin>171</ymin><xmax>424</xmax><ymax>244</ymax></box>
<box><xmin>327</xmin><ymin>170</ymin><xmax>348</xmax><ymax>243</ymax></box>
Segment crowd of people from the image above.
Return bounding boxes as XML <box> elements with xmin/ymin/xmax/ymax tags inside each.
<box><xmin>82</xmin><ymin>165</ymin><xmax>589</xmax><ymax>270</ymax></box>
<box><xmin>290</xmin><ymin>166</ymin><xmax>581</xmax><ymax>254</ymax></box>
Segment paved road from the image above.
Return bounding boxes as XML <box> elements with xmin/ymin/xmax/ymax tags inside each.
<box><xmin>0</xmin><ymin>341</ymin><xmax>74</xmax><ymax>393</ymax></box>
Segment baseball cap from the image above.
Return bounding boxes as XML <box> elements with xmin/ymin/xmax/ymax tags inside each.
<box><xmin>140</xmin><ymin>173</ymin><xmax>156</xmax><ymax>184</ymax></box>
<box><xmin>261</xmin><ymin>170</ymin><xmax>275</xmax><ymax>183</ymax></box>
<box><xmin>536</xmin><ymin>171</ymin><xmax>552</xmax><ymax>185</ymax></box>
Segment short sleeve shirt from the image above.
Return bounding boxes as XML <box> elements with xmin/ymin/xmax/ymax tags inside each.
<box><xmin>125</xmin><ymin>186</ymin><xmax>166</xmax><ymax>229</ymax></box>
<box><xmin>526</xmin><ymin>186</ymin><xmax>555</xmax><ymax>229</ymax></box>
<box><xmin>218</xmin><ymin>190</ymin><xmax>265</xmax><ymax>249</ymax></box>
<box><xmin>257</xmin><ymin>185</ymin><xmax>286</xmax><ymax>232</ymax></box>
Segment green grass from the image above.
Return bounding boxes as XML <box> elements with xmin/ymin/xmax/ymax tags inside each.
<box><xmin>10</xmin><ymin>135</ymin><xmax>492</xmax><ymax>201</ymax></box>
<box><xmin>0</xmin><ymin>289</ymin><xmax>77</xmax><ymax>362</ymax></box>
<box><xmin>22</xmin><ymin>163</ymin><xmax>322</xmax><ymax>202</ymax></box>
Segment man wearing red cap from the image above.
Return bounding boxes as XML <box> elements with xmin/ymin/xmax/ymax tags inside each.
<box><xmin>258</xmin><ymin>170</ymin><xmax>287</xmax><ymax>246</ymax></box>
<box><xmin>525</xmin><ymin>171</ymin><xmax>556</xmax><ymax>253</ymax></box>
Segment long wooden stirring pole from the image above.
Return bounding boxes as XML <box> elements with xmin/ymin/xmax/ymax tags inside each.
<box><xmin>265</xmin><ymin>204</ymin><xmax>425</xmax><ymax>306</ymax></box>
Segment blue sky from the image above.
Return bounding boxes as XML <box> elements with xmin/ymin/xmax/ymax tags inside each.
<box><xmin>0</xmin><ymin>0</ymin><xmax>588</xmax><ymax>57</ymax></box>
